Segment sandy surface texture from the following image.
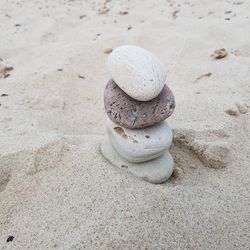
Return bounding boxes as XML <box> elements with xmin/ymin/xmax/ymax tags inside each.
<box><xmin>0</xmin><ymin>0</ymin><xmax>250</xmax><ymax>249</ymax></box>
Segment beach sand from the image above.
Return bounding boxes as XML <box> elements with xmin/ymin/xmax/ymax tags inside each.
<box><xmin>0</xmin><ymin>0</ymin><xmax>250</xmax><ymax>249</ymax></box>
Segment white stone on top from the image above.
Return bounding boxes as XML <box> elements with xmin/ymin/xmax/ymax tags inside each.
<box><xmin>108</xmin><ymin>45</ymin><xmax>166</xmax><ymax>101</ymax></box>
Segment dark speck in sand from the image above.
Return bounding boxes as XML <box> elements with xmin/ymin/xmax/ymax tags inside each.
<box><xmin>172</xmin><ymin>10</ymin><xmax>179</xmax><ymax>18</ymax></box>
<box><xmin>78</xmin><ymin>74</ymin><xmax>85</xmax><ymax>79</ymax></box>
<box><xmin>211</xmin><ymin>48</ymin><xmax>228</xmax><ymax>59</ymax></box>
<box><xmin>7</xmin><ymin>236</ymin><xmax>15</xmax><ymax>242</ymax></box>
<box><xmin>196</xmin><ymin>72</ymin><xmax>212</xmax><ymax>81</ymax></box>
<box><xmin>225</xmin><ymin>109</ymin><xmax>238</xmax><ymax>116</ymax></box>
<box><xmin>119</xmin><ymin>11</ymin><xmax>129</xmax><ymax>15</ymax></box>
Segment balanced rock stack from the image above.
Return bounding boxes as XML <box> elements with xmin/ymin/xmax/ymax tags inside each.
<box><xmin>101</xmin><ymin>45</ymin><xmax>176</xmax><ymax>184</ymax></box>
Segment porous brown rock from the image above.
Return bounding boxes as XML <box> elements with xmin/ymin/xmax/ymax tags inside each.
<box><xmin>104</xmin><ymin>79</ymin><xmax>175</xmax><ymax>129</ymax></box>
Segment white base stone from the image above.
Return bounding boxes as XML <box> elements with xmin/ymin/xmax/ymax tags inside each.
<box><xmin>101</xmin><ymin>137</ymin><xmax>174</xmax><ymax>184</ymax></box>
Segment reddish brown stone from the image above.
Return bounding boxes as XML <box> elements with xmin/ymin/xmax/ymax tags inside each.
<box><xmin>104</xmin><ymin>79</ymin><xmax>175</xmax><ymax>129</ymax></box>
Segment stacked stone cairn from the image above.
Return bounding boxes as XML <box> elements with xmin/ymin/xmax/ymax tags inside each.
<box><xmin>101</xmin><ymin>45</ymin><xmax>176</xmax><ymax>184</ymax></box>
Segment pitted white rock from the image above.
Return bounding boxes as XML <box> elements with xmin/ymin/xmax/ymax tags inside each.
<box><xmin>108</xmin><ymin>45</ymin><xmax>166</xmax><ymax>101</ymax></box>
<box><xmin>106</xmin><ymin>120</ymin><xmax>173</xmax><ymax>163</ymax></box>
<box><xmin>101</xmin><ymin>137</ymin><xmax>174</xmax><ymax>184</ymax></box>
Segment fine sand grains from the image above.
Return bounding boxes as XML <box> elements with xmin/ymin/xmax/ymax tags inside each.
<box><xmin>0</xmin><ymin>0</ymin><xmax>250</xmax><ymax>249</ymax></box>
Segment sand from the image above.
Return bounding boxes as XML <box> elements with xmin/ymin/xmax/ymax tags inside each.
<box><xmin>0</xmin><ymin>0</ymin><xmax>250</xmax><ymax>249</ymax></box>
